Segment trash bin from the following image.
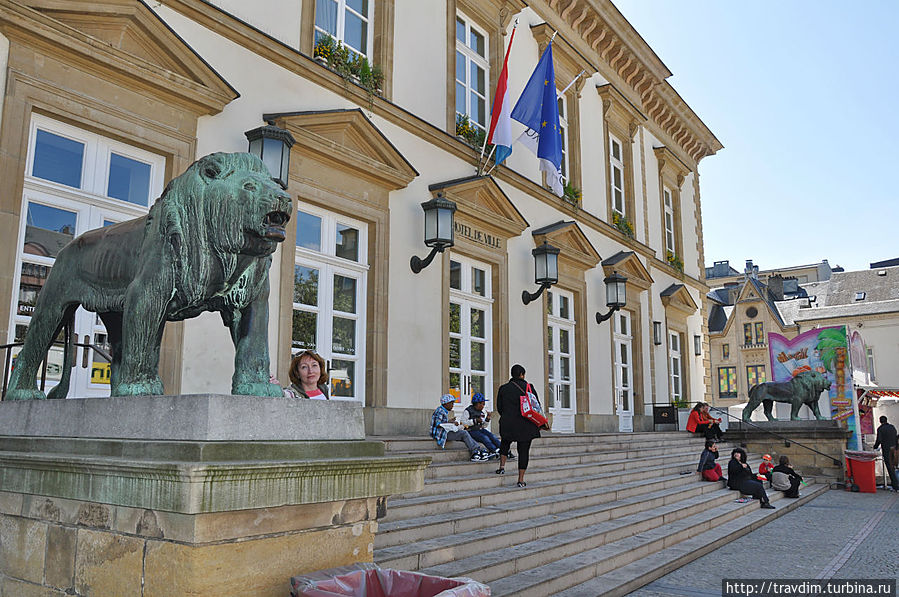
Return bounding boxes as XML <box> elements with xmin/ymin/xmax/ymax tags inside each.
<box><xmin>845</xmin><ymin>450</ymin><xmax>878</xmax><ymax>493</ymax></box>
<box><xmin>290</xmin><ymin>563</ymin><xmax>490</xmax><ymax>597</ymax></box>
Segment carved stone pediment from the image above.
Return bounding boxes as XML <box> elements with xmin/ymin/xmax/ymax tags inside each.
<box><xmin>660</xmin><ymin>283</ymin><xmax>699</xmax><ymax>318</ymax></box>
<box><xmin>271</xmin><ymin>109</ymin><xmax>418</xmax><ymax>191</ymax></box>
<box><xmin>4</xmin><ymin>0</ymin><xmax>237</xmax><ymax>113</ymax></box>
<box><xmin>429</xmin><ymin>176</ymin><xmax>528</xmax><ymax>240</ymax></box>
<box><xmin>602</xmin><ymin>250</ymin><xmax>653</xmax><ymax>291</ymax></box>
<box><xmin>531</xmin><ymin>220</ymin><xmax>600</xmax><ymax>271</ymax></box>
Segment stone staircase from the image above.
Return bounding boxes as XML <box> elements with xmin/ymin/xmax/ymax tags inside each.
<box><xmin>372</xmin><ymin>431</ymin><xmax>828</xmax><ymax>596</ymax></box>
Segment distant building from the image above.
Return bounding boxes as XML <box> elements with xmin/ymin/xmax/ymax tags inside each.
<box><xmin>706</xmin><ymin>261</ymin><xmax>899</xmax><ymax>408</ymax></box>
<box><xmin>706</xmin><ymin>259</ymin><xmax>833</xmax><ymax>287</ymax></box>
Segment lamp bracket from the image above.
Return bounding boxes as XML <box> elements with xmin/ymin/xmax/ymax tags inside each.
<box><xmin>522</xmin><ymin>282</ymin><xmax>552</xmax><ymax>306</ymax></box>
<box><xmin>410</xmin><ymin>245</ymin><xmax>445</xmax><ymax>274</ymax></box>
<box><xmin>596</xmin><ymin>305</ymin><xmax>621</xmax><ymax>324</ymax></box>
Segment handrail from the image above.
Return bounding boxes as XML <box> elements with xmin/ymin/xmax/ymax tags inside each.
<box><xmin>1</xmin><ymin>340</ymin><xmax>113</xmax><ymax>401</ymax></box>
<box><xmin>710</xmin><ymin>405</ymin><xmax>842</xmax><ymax>467</ymax></box>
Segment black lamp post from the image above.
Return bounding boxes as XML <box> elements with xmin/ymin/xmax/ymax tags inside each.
<box><xmin>410</xmin><ymin>192</ymin><xmax>457</xmax><ymax>273</ymax></box>
<box><xmin>596</xmin><ymin>271</ymin><xmax>628</xmax><ymax>323</ymax></box>
<box><xmin>522</xmin><ymin>240</ymin><xmax>560</xmax><ymax>305</ymax></box>
<box><xmin>245</xmin><ymin>123</ymin><xmax>295</xmax><ymax>190</ymax></box>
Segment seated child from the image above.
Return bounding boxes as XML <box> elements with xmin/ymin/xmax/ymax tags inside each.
<box><xmin>758</xmin><ymin>454</ymin><xmax>775</xmax><ymax>486</ymax></box>
<box><xmin>771</xmin><ymin>455</ymin><xmax>803</xmax><ymax>498</ymax></box>
<box><xmin>430</xmin><ymin>394</ymin><xmax>490</xmax><ymax>462</ymax></box>
<box><xmin>459</xmin><ymin>392</ymin><xmax>504</xmax><ymax>460</ymax></box>
<box><xmin>696</xmin><ymin>439</ymin><xmax>726</xmax><ymax>482</ymax></box>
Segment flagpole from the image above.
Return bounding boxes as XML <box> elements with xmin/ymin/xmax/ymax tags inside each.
<box><xmin>479</xmin><ymin>18</ymin><xmax>518</xmax><ymax>175</ymax></box>
<box><xmin>561</xmin><ymin>69</ymin><xmax>587</xmax><ymax>95</ymax></box>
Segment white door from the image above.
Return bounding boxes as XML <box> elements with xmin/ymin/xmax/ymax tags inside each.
<box><xmin>448</xmin><ymin>255</ymin><xmax>493</xmax><ymax>414</ymax></box>
<box><xmin>9</xmin><ymin>115</ymin><xmax>162</xmax><ymax>398</ymax></box>
<box><xmin>669</xmin><ymin>330</ymin><xmax>683</xmax><ymax>406</ymax></box>
<box><xmin>547</xmin><ymin>289</ymin><xmax>575</xmax><ymax>433</ymax></box>
<box><xmin>293</xmin><ymin>206</ymin><xmax>368</xmax><ymax>402</ymax></box>
<box><xmin>614</xmin><ymin>311</ymin><xmax>634</xmax><ymax>432</ymax></box>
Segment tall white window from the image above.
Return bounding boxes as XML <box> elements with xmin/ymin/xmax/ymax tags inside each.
<box><xmin>11</xmin><ymin>115</ymin><xmax>164</xmax><ymax>397</ymax></box>
<box><xmin>866</xmin><ymin>346</ymin><xmax>876</xmax><ymax>382</ymax></box>
<box><xmin>294</xmin><ymin>206</ymin><xmax>368</xmax><ymax>402</ymax></box>
<box><xmin>557</xmin><ymin>91</ymin><xmax>569</xmax><ymax>183</ymax></box>
<box><xmin>669</xmin><ymin>331</ymin><xmax>682</xmax><ymax>405</ymax></box>
<box><xmin>448</xmin><ymin>254</ymin><xmax>493</xmax><ymax>411</ymax></box>
<box><xmin>455</xmin><ymin>13</ymin><xmax>489</xmax><ymax>131</ymax></box>
<box><xmin>546</xmin><ymin>289</ymin><xmax>575</xmax><ymax>432</ymax></box>
<box><xmin>613</xmin><ymin>311</ymin><xmax>633</xmax><ymax>415</ymax></box>
<box><xmin>315</xmin><ymin>0</ymin><xmax>373</xmax><ymax>58</ymax></box>
<box><xmin>610</xmin><ymin>134</ymin><xmax>625</xmax><ymax>216</ymax></box>
<box><xmin>663</xmin><ymin>187</ymin><xmax>675</xmax><ymax>254</ymax></box>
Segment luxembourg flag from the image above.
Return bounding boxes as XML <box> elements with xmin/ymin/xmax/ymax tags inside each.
<box><xmin>485</xmin><ymin>23</ymin><xmax>517</xmax><ymax>166</ymax></box>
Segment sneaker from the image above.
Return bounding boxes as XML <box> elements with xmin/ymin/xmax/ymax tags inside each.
<box><xmin>495</xmin><ymin>467</ymin><xmax>505</xmax><ymax>475</ymax></box>
<box><xmin>517</xmin><ymin>481</ymin><xmax>527</xmax><ymax>488</ymax></box>
<box><xmin>470</xmin><ymin>452</ymin><xmax>485</xmax><ymax>462</ymax></box>
<box><xmin>486</xmin><ymin>451</ymin><xmax>499</xmax><ymax>460</ymax></box>
<box><xmin>507</xmin><ymin>452</ymin><xmax>516</xmax><ymax>461</ymax></box>
<box><xmin>761</xmin><ymin>503</ymin><xmax>776</xmax><ymax>510</ymax></box>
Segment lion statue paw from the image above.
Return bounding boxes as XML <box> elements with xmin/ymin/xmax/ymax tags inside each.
<box><xmin>233</xmin><ymin>381</ymin><xmax>285</xmax><ymax>398</ymax></box>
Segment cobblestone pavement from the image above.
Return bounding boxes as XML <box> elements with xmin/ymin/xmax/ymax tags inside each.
<box><xmin>628</xmin><ymin>488</ymin><xmax>899</xmax><ymax>597</ymax></box>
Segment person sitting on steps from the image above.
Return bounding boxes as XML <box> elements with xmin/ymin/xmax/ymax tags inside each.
<box><xmin>429</xmin><ymin>394</ymin><xmax>490</xmax><ymax>462</ymax></box>
<box><xmin>697</xmin><ymin>439</ymin><xmax>726</xmax><ymax>484</ymax></box>
<box><xmin>727</xmin><ymin>447</ymin><xmax>775</xmax><ymax>509</ymax></box>
<box><xmin>459</xmin><ymin>392</ymin><xmax>513</xmax><ymax>460</ymax></box>
<box><xmin>771</xmin><ymin>455</ymin><xmax>803</xmax><ymax>498</ymax></box>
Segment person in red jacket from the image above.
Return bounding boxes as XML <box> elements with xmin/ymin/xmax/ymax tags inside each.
<box><xmin>686</xmin><ymin>403</ymin><xmax>723</xmax><ymax>440</ymax></box>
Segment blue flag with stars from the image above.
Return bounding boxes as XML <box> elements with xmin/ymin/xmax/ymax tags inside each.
<box><xmin>510</xmin><ymin>41</ymin><xmax>563</xmax><ymax>195</ymax></box>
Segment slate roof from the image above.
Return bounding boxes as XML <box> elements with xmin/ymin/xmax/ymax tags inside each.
<box><xmin>793</xmin><ymin>299</ymin><xmax>899</xmax><ymax>322</ymax></box>
<box><xmin>821</xmin><ymin>266</ymin><xmax>899</xmax><ymax>304</ymax></box>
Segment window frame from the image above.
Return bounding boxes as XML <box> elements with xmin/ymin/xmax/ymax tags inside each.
<box><xmin>613</xmin><ymin>310</ymin><xmax>633</xmax><ymax>413</ymax></box>
<box><xmin>313</xmin><ymin>0</ymin><xmax>374</xmax><ymax>59</ymax></box>
<box><xmin>663</xmin><ymin>186</ymin><xmax>675</xmax><ymax>254</ymax></box>
<box><xmin>669</xmin><ymin>330</ymin><xmax>682</xmax><ymax>405</ymax></box>
<box><xmin>454</xmin><ymin>11</ymin><xmax>490</xmax><ymax>132</ymax></box>
<box><xmin>746</xmin><ymin>365</ymin><xmax>766</xmax><ymax>388</ymax></box>
<box><xmin>718</xmin><ymin>366</ymin><xmax>737</xmax><ymax>398</ymax></box>
<box><xmin>609</xmin><ymin>133</ymin><xmax>625</xmax><ymax>217</ymax></box>
<box><xmin>292</xmin><ymin>203</ymin><xmax>370</xmax><ymax>402</ymax></box>
<box><xmin>557</xmin><ymin>89</ymin><xmax>569</xmax><ymax>183</ymax></box>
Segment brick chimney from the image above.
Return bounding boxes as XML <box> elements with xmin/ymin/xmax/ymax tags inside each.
<box><xmin>768</xmin><ymin>274</ymin><xmax>784</xmax><ymax>301</ymax></box>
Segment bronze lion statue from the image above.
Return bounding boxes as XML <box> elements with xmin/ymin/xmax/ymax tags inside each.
<box><xmin>742</xmin><ymin>370</ymin><xmax>831</xmax><ymax>421</ymax></box>
<box><xmin>7</xmin><ymin>152</ymin><xmax>292</xmax><ymax>400</ymax></box>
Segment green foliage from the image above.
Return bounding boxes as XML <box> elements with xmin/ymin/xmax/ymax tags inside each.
<box><xmin>666</xmin><ymin>250</ymin><xmax>684</xmax><ymax>273</ymax></box>
<box><xmin>563</xmin><ymin>182</ymin><xmax>582</xmax><ymax>206</ymax></box>
<box><xmin>672</xmin><ymin>397</ymin><xmax>689</xmax><ymax>409</ymax></box>
<box><xmin>612</xmin><ymin>212</ymin><xmax>634</xmax><ymax>238</ymax></box>
<box><xmin>313</xmin><ymin>34</ymin><xmax>384</xmax><ymax>101</ymax></box>
<box><xmin>455</xmin><ymin>114</ymin><xmax>487</xmax><ymax>149</ymax></box>
<box><xmin>815</xmin><ymin>327</ymin><xmax>847</xmax><ymax>373</ymax></box>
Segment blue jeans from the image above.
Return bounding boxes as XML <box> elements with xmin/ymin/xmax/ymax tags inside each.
<box><xmin>469</xmin><ymin>428</ymin><xmax>501</xmax><ymax>452</ymax></box>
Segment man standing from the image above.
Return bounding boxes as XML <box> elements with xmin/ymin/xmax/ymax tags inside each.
<box><xmin>873</xmin><ymin>415</ymin><xmax>899</xmax><ymax>491</ymax></box>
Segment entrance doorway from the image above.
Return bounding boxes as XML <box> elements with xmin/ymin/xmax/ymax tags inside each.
<box><xmin>547</xmin><ymin>289</ymin><xmax>575</xmax><ymax>433</ymax></box>
<box><xmin>614</xmin><ymin>310</ymin><xmax>634</xmax><ymax>432</ymax></box>
<box><xmin>448</xmin><ymin>254</ymin><xmax>493</xmax><ymax>413</ymax></box>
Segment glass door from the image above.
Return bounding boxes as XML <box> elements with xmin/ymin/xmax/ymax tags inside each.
<box><xmin>614</xmin><ymin>311</ymin><xmax>633</xmax><ymax>432</ymax></box>
<box><xmin>547</xmin><ymin>289</ymin><xmax>575</xmax><ymax>433</ymax></box>
<box><xmin>448</xmin><ymin>254</ymin><xmax>493</xmax><ymax>414</ymax></box>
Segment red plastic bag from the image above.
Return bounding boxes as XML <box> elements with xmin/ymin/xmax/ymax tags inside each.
<box><xmin>519</xmin><ymin>383</ymin><xmax>548</xmax><ymax>428</ymax></box>
<box><xmin>290</xmin><ymin>563</ymin><xmax>490</xmax><ymax>597</ymax></box>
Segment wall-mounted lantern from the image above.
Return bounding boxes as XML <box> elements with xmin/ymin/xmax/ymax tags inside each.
<box><xmin>596</xmin><ymin>271</ymin><xmax>628</xmax><ymax>323</ymax></box>
<box><xmin>522</xmin><ymin>240</ymin><xmax>560</xmax><ymax>305</ymax></box>
<box><xmin>245</xmin><ymin>123</ymin><xmax>295</xmax><ymax>190</ymax></box>
<box><xmin>410</xmin><ymin>192</ymin><xmax>457</xmax><ymax>273</ymax></box>
<box><xmin>694</xmin><ymin>334</ymin><xmax>703</xmax><ymax>356</ymax></box>
<box><xmin>653</xmin><ymin>321</ymin><xmax>662</xmax><ymax>346</ymax></box>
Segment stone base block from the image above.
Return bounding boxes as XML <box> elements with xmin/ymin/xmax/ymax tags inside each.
<box><xmin>0</xmin><ymin>494</ymin><xmax>381</xmax><ymax>597</ymax></box>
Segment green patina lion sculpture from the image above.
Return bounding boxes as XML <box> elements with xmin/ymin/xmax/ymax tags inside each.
<box><xmin>742</xmin><ymin>370</ymin><xmax>831</xmax><ymax>421</ymax></box>
<box><xmin>6</xmin><ymin>152</ymin><xmax>292</xmax><ymax>400</ymax></box>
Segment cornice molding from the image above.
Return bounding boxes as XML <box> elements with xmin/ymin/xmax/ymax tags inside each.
<box><xmin>533</xmin><ymin>0</ymin><xmax>723</xmax><ymax>165</ymax></box>
<box><xmin>0</xmin><ymin>0</ymin><xmax>237</xmax><ymax>115</ymax></box>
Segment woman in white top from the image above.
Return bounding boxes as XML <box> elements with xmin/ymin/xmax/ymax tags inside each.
<box><xmin>283</xmin><ymin>350</ymin><xmax>330</xmax><ymax>400</ymax></box>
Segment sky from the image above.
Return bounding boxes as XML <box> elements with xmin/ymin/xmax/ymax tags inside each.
<box><xmin>612</xmin><ymin>0</ymin><xmax>899</xmax><ymax>273</ymax></box>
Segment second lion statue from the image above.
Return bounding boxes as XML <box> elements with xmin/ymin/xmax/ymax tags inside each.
<box><xmin>742</xmin><ymin>370</ymin><xmax>831</xmax><ymax>422</ymax></box>
<box><xmin>6</xmin><ymin>152</ymin><xmax>292</xmax><ymax>400</ymax></box>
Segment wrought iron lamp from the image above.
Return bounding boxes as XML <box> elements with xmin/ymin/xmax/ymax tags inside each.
<box><xmin>522</xmin><ymin>240</ymin><xmax>560</xmax><ymax>305</ymax></box>
<box><xmin>245</xmin><ymin>123</ymin><xmax>295</xmax><ymax>190</ymax></box>
<box><xmin>596</xmin><ymin>271</ymin><xmax>628</xmax><ymax>323</ymax></box>
<box><xmin>410</xmin><ymin>192</ymin><xmax>457</xmax><ymax>273</ymax></box>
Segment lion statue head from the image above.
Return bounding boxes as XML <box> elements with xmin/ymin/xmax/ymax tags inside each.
<box><xmin>152</xmin><ymin>152</ymin><xmax>293</xmax><ymax>307</ymax></box>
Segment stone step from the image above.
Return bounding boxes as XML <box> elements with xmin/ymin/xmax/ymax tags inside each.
<box><xmin>483</xmin><ymin>484</ymin><xmax>825</xmax><ymax>597</ymax></box>
<box><xmin>553</xmin><ymin>484</ymin><xmax>830</xmax><ymax>597</ymax></box>
<box><xmin>422</xmin><ymin>444</ymin><xmax>703</xmax><ymax>479</ymax></box>
<box><xmin>377</xmin><ymin>432</ymin><xmax>703</xmax><ymax>453</ymax></box>
<box><xmin>375</xmin><ymin>474</ymin><xmax>728</xmax><ymax>569</ymax></box>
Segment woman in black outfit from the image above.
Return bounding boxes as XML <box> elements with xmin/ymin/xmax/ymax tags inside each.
<box><xmin>495</xmin><ymin>364</ymin><xmax>543</xmax><ymax>488</ymax></box>
<box><xmin>727</xmin><ymin>448</ymin><xmax>775</xmax><ymax>509</ymax></box>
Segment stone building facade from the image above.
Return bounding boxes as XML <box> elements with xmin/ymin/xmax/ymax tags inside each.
<box><xmin>0</xmin><ymin>0</ymin><xmax>721</xmax><ymax>434</ymax></box>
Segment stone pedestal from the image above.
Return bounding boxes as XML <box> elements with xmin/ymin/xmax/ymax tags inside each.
<box><xmin>0</xmin><ymin>395</ymin><xmax>430</xmax><ymax>596</ymax></box>
<box><xmin>725</xmin><ymin>420</ymin><xmax>850</xmax><ymax>481</ymax></box>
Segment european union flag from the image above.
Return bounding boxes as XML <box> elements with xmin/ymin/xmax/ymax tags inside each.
<box><xmin>510</xmin><ymin>42</ymin><xmax>563</xmax><ymax>195</ymax></box>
